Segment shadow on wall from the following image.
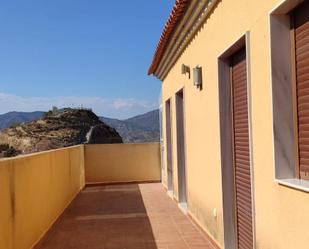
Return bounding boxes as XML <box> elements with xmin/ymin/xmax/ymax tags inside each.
<box><xmin>34</xmin><ymin>184</ymin><xmax>158</xmax><ymax>249</ymax></box>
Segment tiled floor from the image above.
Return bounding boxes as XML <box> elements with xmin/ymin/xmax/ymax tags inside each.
<box><xmin>34</xmin><ymin>183</ymin><xmax>218</xmax><ymax>249</ymax></box>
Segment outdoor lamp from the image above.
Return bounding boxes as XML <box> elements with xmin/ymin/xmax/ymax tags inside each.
<box><xmin>193</xmin><ymin>66</ymin><xmax>202</xmax><ymax>89</ymax></box>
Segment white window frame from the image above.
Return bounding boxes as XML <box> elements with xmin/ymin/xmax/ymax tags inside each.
<box><xmin>269</xmin><ymin>0</ymin><xmax>309</xmax><ymax>192</ymax></box>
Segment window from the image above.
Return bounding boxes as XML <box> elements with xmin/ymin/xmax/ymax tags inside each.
<box><xmin>270</xmin><ymin>0</ymin><xmax>309</xmax><ymax>190</ymax></box>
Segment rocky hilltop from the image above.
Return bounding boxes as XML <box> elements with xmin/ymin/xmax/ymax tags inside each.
<box><xmin>0</xmin><ymin>109</ymin><xmax>160</xmax><ymax>144</ymax></box>
<box><xmin>0</xmin><ymin>108</ymin><xmax>122</xmax><ymax>157</ymax></box>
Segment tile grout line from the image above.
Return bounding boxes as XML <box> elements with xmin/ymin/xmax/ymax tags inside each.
<box><xmin>170</xmin><ymin>212</ymin><xmax>192</xmax><ymax>249</ymax></box>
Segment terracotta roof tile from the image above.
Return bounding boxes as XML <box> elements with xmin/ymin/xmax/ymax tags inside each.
<box><xmin>148</xmin><ymin>0</ymin><xmax>190</xmax><ymax>76</ymax></box>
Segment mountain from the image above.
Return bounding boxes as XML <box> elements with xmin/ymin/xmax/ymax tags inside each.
<box><xmin>0</xmin><ymin>111</ymin><xmax>44</xmax><ymax>129</ymax></box>
<box><xmin>0</xmin><ymin>109</ymin><xmax>160</xmax><ymax>143</ymax></box>
<box><xmin>101</xmin><ymin>109</ymin><xmax>160</xmax><ymax>143</ymax></box>
<box><xmin>0</xmin><ymin>108</ymin><xmax>122</xmax><ymax>157</ymax></box>
<box><xmin>125</xmin><ymin>109</ymin><xmax>159</xmax><ymax>132</ymax></box>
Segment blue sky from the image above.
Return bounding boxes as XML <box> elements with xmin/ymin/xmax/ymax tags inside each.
<box><xmin>0</xmin><ymin>0</ymin><xmax>174</xmax><ymax>119</ymax></box>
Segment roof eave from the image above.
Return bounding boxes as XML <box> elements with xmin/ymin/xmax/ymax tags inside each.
<box><xmin>149</xmin><ymin>0</ymin><xmax>220</xmax><ymax>81</ymax></box>
<box><xmin>148</xmin><ymin>0</ymin><xmax>190</xmax><ymax>76</ymax></box>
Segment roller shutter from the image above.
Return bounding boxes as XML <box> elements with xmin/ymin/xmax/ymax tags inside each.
<box><xmin>231</xmin><ymin>48</ymin><xmax>253</xmax><ymax>249</ymax></box>
<box><xmin>294</xmin><ymin>1</ymin><xmax>309</xmax><ymax>180</ymax></box>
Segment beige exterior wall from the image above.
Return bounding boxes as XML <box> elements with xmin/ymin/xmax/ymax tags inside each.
<box><xmin>160</xmin><ymin>0</ymin><xmax>309</xmax><ymax>248</ymax></box>
<box><xmin>0</xmin><ymin>145</ymin><xmax>85</xmax><ymax>249</ymax></box>
<box><xmin>84</xmin><ymin>143</ymin><xmax>161</xmax><ymax>184</ymax></box>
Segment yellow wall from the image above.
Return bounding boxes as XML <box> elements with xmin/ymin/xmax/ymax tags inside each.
<box><xmin>0</xmin><ymin>145</ymin><xmax>85</xmax><ymax>249</ymax></box>
<box><xmin>161</xmin><ymin>0</ymin><xmax>309</xmax><ymax>248</ymax></box>
<box><xmin>84</xmin><ymin>143</ymin><xmax>161</xmax><ymax>184</ymax></box>
<box><xmin>0</xmin><ymin>143</ymin><xmax>160</xmax><ymax>249</ymax></box>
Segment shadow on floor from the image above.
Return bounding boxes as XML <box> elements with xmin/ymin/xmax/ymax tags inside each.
<box><xmin>34</xmin><ymin>183</ymin><xmax>216</xmax><ymax>249</ymax></box>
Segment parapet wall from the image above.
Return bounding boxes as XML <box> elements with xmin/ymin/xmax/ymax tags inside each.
<box><xmin>84</xmin><ymin>143</ymin><xmax>161</xmax><ymax>184</ymax></box>
<box><xmin>0</xmin><ymin>145</ymin><xmax>85</xmax><ymax>249</ymax></box>
<box><xmin>0</xmin><ymin>142</ymin><xmax>161</xmax><ymax>249</ymax></box>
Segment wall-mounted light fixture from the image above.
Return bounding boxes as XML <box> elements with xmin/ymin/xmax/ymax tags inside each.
<box><xmin>181</xmin><ymin>64</ymin><xmax>190</xmax><ymax>78</ymax></box>
<box><xmin>193</xmin><ymin>66</ymin><xmax>203</xmax><ymax>90</ymax></box>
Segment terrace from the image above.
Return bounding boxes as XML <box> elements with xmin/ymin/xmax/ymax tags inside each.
<box><xmin>1</xmin><ymin>143</ymin><xmax>217</xmax><ymax>249</ymax></box>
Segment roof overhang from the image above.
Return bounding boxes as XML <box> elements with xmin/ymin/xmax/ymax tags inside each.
<box><xmin>148</xmin><ymin>0</ymin><xmax>220</xmax><ymax>81</ymax></box>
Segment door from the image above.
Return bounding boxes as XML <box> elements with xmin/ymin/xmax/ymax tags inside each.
<box><xmin>165</xmin><ymin>99</ymin><xmax>173</xmax><ymax>191</ymax></box>
<box><xmin>159</xmin><ymin>103</ymin><xmax>165</xmax><ymax>181</ymax></box>
<box><xmin>231</xmin><ymin>48</ymin><xmax>254</xmax><ymax>249</ymax></box>
<box><xmin>176</xmin><ymin>89</ymin><xmax>187</xmax><ymax>204</ymax></box>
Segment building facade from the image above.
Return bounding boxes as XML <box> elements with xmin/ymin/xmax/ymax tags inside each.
<box><xmin>149</xmin><ymin>0</ymin><xmax>309</xmax><ymax>248</ymax></box>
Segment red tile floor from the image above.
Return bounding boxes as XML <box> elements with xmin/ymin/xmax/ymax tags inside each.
<box><xmin>34</xmin><ymin>183</ymin><xmax>218</xmax><ymax>249</ymax></box>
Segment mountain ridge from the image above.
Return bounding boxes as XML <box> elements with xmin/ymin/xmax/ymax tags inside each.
<box><xmin>0</xmin><ymin>111</ymin><xmax>45</xmax><ymax>129</ymax></box>
<box><xmin>0</xmin><ymin>109</ymin><xmax>160</xmax><ymax>143</ymax></box>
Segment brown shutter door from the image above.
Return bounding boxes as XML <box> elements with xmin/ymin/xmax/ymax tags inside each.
<box><xmin>231</xmin><ymin>48</ymin><xmax>253</xmax><ymax>249</ymax></box>
<box><xmin>294</xmin><ymin>1</ymin><xmax>309</xmax><ymax>180</ymax></box>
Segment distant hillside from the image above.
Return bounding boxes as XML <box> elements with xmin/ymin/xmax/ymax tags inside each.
<box><xmin>0</xmin><ymin>109</ymin><xmax>160</xmax><ymax>143</ymax></box>
<box><xmin>0</xmin><ymin>111</ymin><xmax>44</xmax><ymax>129</ymax></box>
<box><xmin>125</xmin><ymin>109</ymin><xmax>159</xmax><ymax>132</ymax></box>
<box><xmin>101</xmin><ymin>109</ymin><xmax>160</xmax><ymax>143</ymax></box>
<box><xmin>0</xmin><ymin>108</ymin><xmax>122</xmax><ymax>157</ymax></box>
